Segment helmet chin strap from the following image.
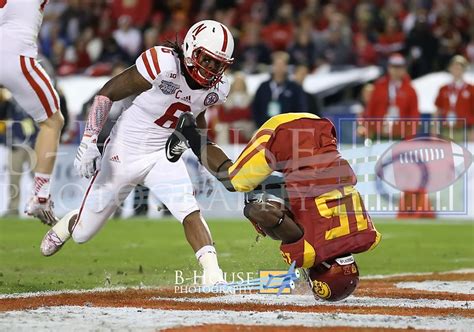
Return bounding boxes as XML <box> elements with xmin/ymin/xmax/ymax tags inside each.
<box><xmin>183</xmin><ymin>63</ymin><xmax>208</xmax><ymax>89</ymax></box>
<box><xmin>321</xmin><ymin>262</ymin><xmax>332</xmax><ymax>269</ymax></box>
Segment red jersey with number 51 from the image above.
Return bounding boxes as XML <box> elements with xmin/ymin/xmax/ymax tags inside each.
<box><xmin>110</xmin><ymin>46</ymin><xmax>230</xmax><ymax>152</ymax></box>
<box><xmin>227</xmin><ymin>113</ymin><xmax>381</xmax><ymax>267</ymax></box>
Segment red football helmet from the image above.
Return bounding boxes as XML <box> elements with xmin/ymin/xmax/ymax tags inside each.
<box><xmin>308</xmin><ymin>255</ymin><xmax>359</xmax><ymax>302</ymax></box>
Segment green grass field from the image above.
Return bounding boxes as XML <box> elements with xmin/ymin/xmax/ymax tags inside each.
<box><xmin>0</xmin><ymin>217</ymin><xmax>473</xmax><ymax>294</ymax></box>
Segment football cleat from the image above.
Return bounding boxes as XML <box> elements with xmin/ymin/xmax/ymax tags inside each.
<box><xmin>40</xmin><ymin>210</ymin><xmax>77</xmax><ymax>256</ymax></box>
<box><xmin>40</xmin><ymin>229</ymin><xmax>66</xmax><ymax>257</ymax></box>
<box><xmin>165</xmin><ymin>112</ymin><xmax>197</xmax><ymax>162</ymax></box>
<box><xmin>25</xmin><ymin>195</ymin><xmax>58</xmax><ymax>226</ymax></box>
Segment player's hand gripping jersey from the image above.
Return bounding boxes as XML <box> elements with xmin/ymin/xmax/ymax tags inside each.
<box><xmin>110</xmin><ymin>46</ymin><xmax>229</xmax><ymax>152</ymax></box>
<box><xmin>228</xmin><ymin>113</ymin><xmax>381</xmax><ymax>267</ymax></box>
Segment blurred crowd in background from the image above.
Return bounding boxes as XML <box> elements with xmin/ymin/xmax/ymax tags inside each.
<box><xmin>38</xmin><ymin>0</ymin><xmax>473</xmax><ymax>77</ymax></box>
<box><xmin>1</xmin><ymin>0</ymin><xmax>473</xmax><ymax>145</ymax></box>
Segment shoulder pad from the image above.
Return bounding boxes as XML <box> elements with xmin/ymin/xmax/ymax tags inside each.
<box><xmin>135</xmin><ymin>46</ymin><xmax>179</xmax><ymax>83</ymax></box>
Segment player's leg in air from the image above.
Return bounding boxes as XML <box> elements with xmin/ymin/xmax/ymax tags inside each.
<box><xmin>39</xmin><ymin>135</ymin><xmax>139</xmax><ymax>252</ymax></box>
<box><xmin>1</xmin><ymin>54</ymin><xmax>64</xmax><ymax>225</ymax></box>
<box><xmin>39</xmin><ymin>64</ymin><xmax>152</xmax><ymax>254</ymax></box>
<box><xmin>41</xmin><ymin>138</ymin><xmax>225</xmax><ymax>286</ymax></box>
<box><xmin>0</xmin><ymin>0</ymin><xmax>65</xmax><ymax>225</ymax></box>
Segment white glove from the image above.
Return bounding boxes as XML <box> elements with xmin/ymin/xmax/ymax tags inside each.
<box><xmin>74</xmin><ymin>135</ymin><xmax>101</xmax><ymax>179</ymax></box>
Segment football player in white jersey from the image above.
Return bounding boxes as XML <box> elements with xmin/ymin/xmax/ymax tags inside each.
<box><xmin>0</xmin><ymin>0</ymin><xmax>64</xmax><ymax>225</ymax></box>
<box><xmin>40</xmin><ymin>20</ymin><xmax>234</xmax><ymax>286</ymax></box>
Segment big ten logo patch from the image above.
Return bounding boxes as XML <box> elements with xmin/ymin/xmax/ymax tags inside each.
<box><xmin>159</xmin><ymin>80</ymin><xmax>180</xmax><ymax>95</ymax></box>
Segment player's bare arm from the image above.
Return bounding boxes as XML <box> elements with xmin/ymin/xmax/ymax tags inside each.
<box><xmin>97</xmin><ymin>65</ymin><xmax>151</xmax><ymax>102</ymax></box>
<box><xmin>194</xmin><ymin>111</ymin><xmax>233</xmax><ymax>176</ymax></box>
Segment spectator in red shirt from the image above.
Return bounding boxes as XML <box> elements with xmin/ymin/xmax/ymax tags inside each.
<box><xmin>375</xmin><ymin>16</ymin><xmax>405</xmax><ymax>62</ymax></box>
<box><xmin>215</xmin><ymin>73</ymin><xmax>254</xmax><ymax>145</ymax></box>
<box><xmin>363</xmin><ymin>54</ymin><xmax>433</xmax><ymax>218</ymax></box>
<box><xmin>110</xmin><ymin>0</ymin><xmax>152</xmax><ymax>28</ymax></box>
<box><xmin>260</xmin><ymin>3</ymin><xmax>294</xmax><ymax>51</ymax></box>
<box><xmin>364</xmin><ymin>54</ymin><xmax>419</xmax><ymax>127</ymax></box>
<box><xmin>435</xmin><ymin>55</ymin><xmax>474</xmax><ymax>138</ymax></box>
<box><xmin>353</xmin><ymin>33</ymin><xmax>378</xmax><ymax>66</ymax></box>
<box><xmin>158</xmin><ymin>11</ymin><xmax>188</xmax><ymax>44</ymax></box>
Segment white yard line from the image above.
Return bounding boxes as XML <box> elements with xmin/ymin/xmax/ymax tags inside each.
<box><xmin>1</xmin><ymin>269</ymin><xmax>472</xmax><ymax>299</ymax></box>
<box><xmin>150</xmin><ymin>294</ymin><xmax>473</xmax><ymax>310</ymax></box>
<box><xmin>0</xmin><ymin>286</ymin><xmax>157</xmax><ymax>299</ymax></box>
<box><xmin>396</xmin><ymin>281</ymin><xmax>474</xmax><ymax>295</ymax></box>
<box><xmin>0</xmin><ymin>306</ymin><xmax>472</xmax><ymax>331</ymax></box>
<box><xmin>363</xmin><ymin>268</ymin><xmax>474</xmax><ymax>280</ymax></box>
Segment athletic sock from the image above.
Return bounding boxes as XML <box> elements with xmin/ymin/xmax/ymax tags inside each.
<box><xmin>195</xmin><ymin>245</ymin><xmax>219</xmax><ymax>270</ymax></box>
<box><xmin>34</xmin><ymin>173</ymin><xmax>51</xmax><ymax>199</ymax></box>
<box><xmin>52</xmin><ymin>210</ymin><xmax>76</xmax><ymax>241</ymax></box>
<box><xmin>196</xmin><ymin>245</ymin><xmax>224</xmax><ymax>285</ymax></box>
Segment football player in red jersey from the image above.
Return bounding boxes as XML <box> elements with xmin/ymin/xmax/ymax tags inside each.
<box><xmin>166</xmin><ymin>112</ymin><xmax>381</xmax><ymax>301</ymax></box>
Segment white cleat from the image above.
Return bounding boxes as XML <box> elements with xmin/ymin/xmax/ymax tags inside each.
<box><xmin>25</xmin><ymin>195</ymin><xmax>58</xmax><ymax>226</ymax></box>
<box><xmin>40</xmin><ymin>210</ymin><xmax>77</xmax><ymax>256</ymax></box>
<box><xmin>40</xmin><ymin>229</ymin><xmax>67</xmax><ymax>257</ymax></box>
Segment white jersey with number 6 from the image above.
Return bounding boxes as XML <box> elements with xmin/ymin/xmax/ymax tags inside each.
<box><xmin>71</xmin><ymin>46</ymin><xmax>230</xmax><ymax>237</ymax></box>
<box><xmin>110</xmin><ymin>46</ymin><xmax>230</xmax><ymax>152</ymax></box>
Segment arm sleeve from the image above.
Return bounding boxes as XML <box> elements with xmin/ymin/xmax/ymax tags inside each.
<box><xmin>228</xmin><ymin>128</ymin><xmax>274</xmax><ymax>192</ymax></box>
<box><xmin>135</xmin><ymin>47</ymin><xmax>161</xmax><ymax>84</ymax></box>
<box><xmin>84</xmin><ymin>95</ymin><xmax>113</xmax><ymax>139</ymax></box>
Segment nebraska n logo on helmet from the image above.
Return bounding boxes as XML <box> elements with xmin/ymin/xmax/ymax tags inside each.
<box><xmin>183</xmin><ymin>20</ymin><xmax>234</xmax><ymax>88</ymax></box>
